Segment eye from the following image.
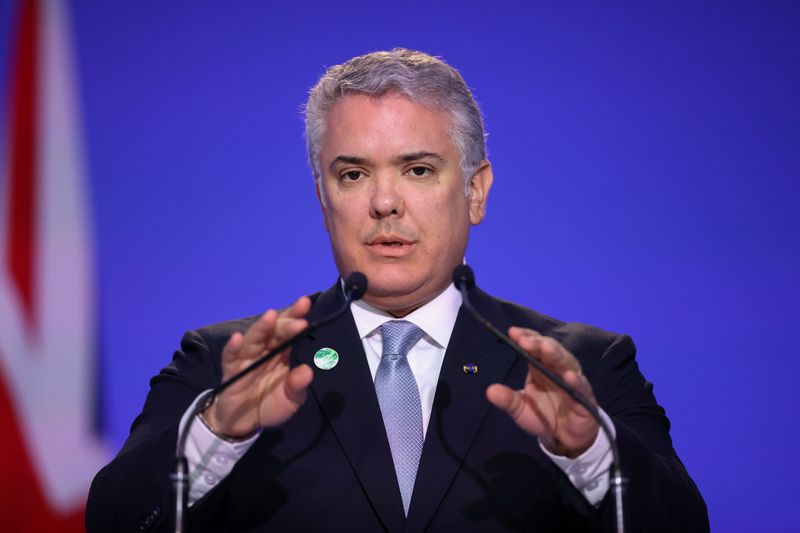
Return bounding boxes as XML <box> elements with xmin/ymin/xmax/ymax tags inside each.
<box><xmin>341</xmin><ymin>170</ymin><xmax>364</xmax><ymax>182</ymax></box>
<box><xmin>406</xmin><ymin>166</ymin><xmax>433</xmax><ymax>178</ymax></box>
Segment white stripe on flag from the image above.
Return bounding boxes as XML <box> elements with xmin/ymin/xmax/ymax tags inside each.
<box><xmin>0</xmin><ymin>0</ymin><xmax>110</xmax><ymax>513</ymax></box>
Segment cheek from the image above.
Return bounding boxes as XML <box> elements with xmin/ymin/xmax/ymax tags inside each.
<box><xmin>324</xmin><ymin>203</ymin><xmax>364</xmax><ymax>245</ymax></box>
<box><xmin>421</xmin><ymin>204</ymin><xmax>469</xmax><ymax>250</ymax></box>
<box><xmin>427</xmin><ymin>194</ymin><xmax>470</xmax><ymax>227</ymax></box>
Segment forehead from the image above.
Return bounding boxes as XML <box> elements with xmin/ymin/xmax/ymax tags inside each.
<box><xmin>321</xmin><ymin>93</ymin><xmax>456</xmax><ymax>161</ymax></box>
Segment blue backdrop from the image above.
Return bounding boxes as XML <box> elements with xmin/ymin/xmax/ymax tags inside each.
<box><xmin>1</xmin><ymin>1</ymin><xmax>798</xmax><ymax>531</ymax></box>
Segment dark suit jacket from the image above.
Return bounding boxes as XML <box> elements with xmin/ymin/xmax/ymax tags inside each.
<box><xmin>86</xmin><ymin>283</ymin><xmax>708</xmax><ymax>532</ymax></box>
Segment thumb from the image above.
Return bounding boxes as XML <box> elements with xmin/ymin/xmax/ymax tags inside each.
<box><xmin>284</xmin><ymin>364</ymin><xmax>314</xmax><ymax>406</ymax></box>
<box><xmin>486</xmin><ymin>383</ymin><xmax>524</xmax><ymax>421</ymax></box>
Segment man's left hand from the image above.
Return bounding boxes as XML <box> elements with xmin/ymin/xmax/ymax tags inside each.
<box><xmin>486</xmin><ymin>326</ymin><xmax>599</xmax><ymax>458</ymax></box>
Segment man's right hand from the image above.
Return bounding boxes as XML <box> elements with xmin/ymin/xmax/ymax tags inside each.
<box><xmin>203</xmin><ymin>296</ymin><xmax>314</xmax><ymax>438</ymax></box>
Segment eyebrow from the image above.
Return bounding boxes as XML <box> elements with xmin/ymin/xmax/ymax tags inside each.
<box><xmin>397</xmin><ymin>151</ymin><xmax>445</xmax><ymax>163</ymax></box>
<box><xmin>329</xmin><ymin>155</ymin><xmax>370</xmax><ymax>172</ymax></box>
<box><xmin>328</xmin><ymin>151</ymin><xmax>445</xmax><ymax>172</ymax></box>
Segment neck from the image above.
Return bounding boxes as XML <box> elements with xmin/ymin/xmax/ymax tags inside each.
<box><xmin>359</xmin><ymin>284</ymin><xmax>452</xmax><ymax>318</ymax></box>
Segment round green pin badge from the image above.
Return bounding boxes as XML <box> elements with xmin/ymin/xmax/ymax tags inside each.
<box><xmin>313</xmin><ymin>347</ymin><xmax>339</xmax><ymax>370</ymax></box>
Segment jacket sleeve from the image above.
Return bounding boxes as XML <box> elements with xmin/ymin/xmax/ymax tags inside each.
<box><xmin>85</xmin><ymin>325</ymin><xmax>234</xmax><ymax>533</ymax></box>
<box><xmin>588</xmin><ymin>333</ymin><xmax>709</xmax><ymax>532</ymax></box>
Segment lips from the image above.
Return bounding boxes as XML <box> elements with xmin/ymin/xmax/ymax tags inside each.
<box><xmin>366</xmin><ymin>234</ymin><xmax>416</xmax><ymax>256</ymax></box>
<box><xmin>369</xmin><ymin>235</ymin><xmax>413</xmax><ymax>246</ymax></box>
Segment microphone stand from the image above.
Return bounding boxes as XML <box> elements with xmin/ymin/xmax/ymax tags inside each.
<box><xmin>172</xmin><ymin>273</ymin><xmax>367</xmax><ymax>533</ymax></box>
<box><xmin>453</xmin><ymin>265</ymin><xmax>627</xmax><ymax>533</ymax></box>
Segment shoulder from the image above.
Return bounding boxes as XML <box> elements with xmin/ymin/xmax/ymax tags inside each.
<box><xmin>196</xmin><ymin>315</ymin><xmax>262</xmax><ymax>336</ymax></box>
<box><xmin>184</xmin><ymin>290</ymin><xmax>327</xmax><ymax>354</ymax></box>
<box><xmin>481</xmin><ymin>291</ymin><xmax>640</xmax><ymax>396</ymax></box>
<box><xmin>485</xmin><ymin>291</ymin><xmax>628</xmax><ymax>360</ymax></box>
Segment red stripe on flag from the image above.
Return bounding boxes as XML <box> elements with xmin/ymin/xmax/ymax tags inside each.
<box><xmin>0</xmin><ymin>367</ymin><xmax>84</xmax><ymax>531</ymax></box>
<box><xmin>6</xmin><ymin>0</ymin><xmax>39</xmax><ymax>330</ymax></box>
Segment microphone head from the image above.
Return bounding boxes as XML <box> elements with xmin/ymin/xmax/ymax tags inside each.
<box><xmin>452</xmin><ymin>264</ymin><xmax>476</xmax><ymax>292</ymax></box>
<box><xmin>344</xmin><ymin>272</ymin><xmax>368</xmax><ymax>301</ymax></box>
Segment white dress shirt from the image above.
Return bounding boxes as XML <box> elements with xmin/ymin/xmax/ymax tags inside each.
<box><xmin>182</xmin><ymin>283</ymin><xmax>615</xmax><ymax>506</ymax></box>
<box><xmin>349</xmin><ymin>282</ymin><xmax>462</xmax><ymax>437</ymax></box>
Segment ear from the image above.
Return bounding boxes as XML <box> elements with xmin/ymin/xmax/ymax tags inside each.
<box><xmin>468</xmin><ymin>160</ymin><xmax>493</xmax><ymax>225</ymax></box>
<box><xmin>314</xmin><ymin>177</ymin><xmax>330</xmax><ymax>231</ymax></box>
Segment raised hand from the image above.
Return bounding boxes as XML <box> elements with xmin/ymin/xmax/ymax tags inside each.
<box><xmin>486</xmin><ymin>326</ymin><xmax>599</xmax><ymax>457</ymax></box>
<box><xmin>203</xmin><ymin>296</ymin><xmax>314</xmax><ymax>438</ymax></box>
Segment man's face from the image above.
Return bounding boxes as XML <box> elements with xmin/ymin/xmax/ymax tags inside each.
<box><xmin>317</xmin><ymin>92</ymin><xmax>492</xmax><ymax>315</ymax></box>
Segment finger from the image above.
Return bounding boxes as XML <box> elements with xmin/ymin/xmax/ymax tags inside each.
<box><xmin>486</xmin><ymin>383</ymin><xmax>525</xmax><ymax>421</ymax></box>
<box><xmin>509</xmin><ymin>328</ymin><xmax>550</xmax><ymax>358</ymax></box>
<box><xmin>562</xmin><ymin>369</ymin><xmax>596</xmax><ymax>406</ymax></box>
<box><xmin>218</xmin><ymin>332</ymin><xmax>255</xmax><ymax>399</ymax></box>
<box><xmin>537</xmin><ymin>337</ymin><xmax>576</xmax><ymax>371</ymax></box>
<box><xmin>284</xmin><ymin>364</ymin><xmax>314</xmax><ymax>406</ymax></box>
<box><xmin>268</xmin><ymin>297</ymin><xmax>312</xmax><ymax>353</ymax></box>
<box><xmin>239</xmin><ymin>309</ymin><xmax>279</xmax><ymax>359</ymax></box>
<box><xmin>221</xmin><ymin>331</ymin><xmax>244</xmax><ymax>365</ymax></box>
<box><xmin>510</xmin><ymin>327</ymin><xmax>580</xmax><ymax>374</ymax></box>
<box><xmin>508</xmin><ymin>326</ymin><xmax>541</xmax><ymax>340</ymax></box>
<box><xmin>280</xmin><ymin>296</ymin><xmax>312</xmax><ymax>319</ymax></box>
<box><xmin>563</xmin><ymin>369</ymin><xmax>582</xmax><ymax>388</ymax></box>
<box><xmin>273</xmin><ymin>313</ymin><xmax>310</xmax><ymax>345</ymax></box>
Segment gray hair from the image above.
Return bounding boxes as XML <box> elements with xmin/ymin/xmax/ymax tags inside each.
<box><xmin>304</xmin><ymin>48</ymin><xmax>487</xmax><ymax>201</ymax></box>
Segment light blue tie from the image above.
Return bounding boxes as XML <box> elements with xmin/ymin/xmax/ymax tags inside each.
<box><xmin>375</xmin><ymin>320</ymin><xmax>425</xmax><ymax>516</ymax></box>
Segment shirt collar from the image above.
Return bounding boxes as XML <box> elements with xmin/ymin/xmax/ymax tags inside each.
<box><xmin>349</xmin><ymin>283</ymin><xmax>463</xmax><ymax>349</ymax></box>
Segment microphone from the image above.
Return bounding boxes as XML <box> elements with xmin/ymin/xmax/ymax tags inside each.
<box><xmin>344</xmin><ymin>271</ymin><xmax>368</xmax><ymax>301</ymax></box>
<box><xmin>452</xmin><ymin>265</ymin><xmax>627</xmax><ymax>533</ymax></box>
<box><xmin>173</xmin><ymin>272</ymin><xmax>368</xmax><ymax>533</ymax></box>
<box><xmin>452</xmin><ymin>264</ymin><xmax>475</xmax><ymax>291</ymax></box>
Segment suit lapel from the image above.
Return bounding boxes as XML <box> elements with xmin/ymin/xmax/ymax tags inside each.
<box><xmin>406</xmin><ymin>288</ymin><xmax>520</xmax><ymax>531</ymax></box>
<box><xmin>294</xmin><ymin>283</ymin><xmax>406</xmax><ymax>532</ymax></box>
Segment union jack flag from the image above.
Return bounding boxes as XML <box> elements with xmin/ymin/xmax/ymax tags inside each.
<box><xmin>0</xmin><ymin>1</ymin><xmax>110</xmax><ymax>530</ymax></box>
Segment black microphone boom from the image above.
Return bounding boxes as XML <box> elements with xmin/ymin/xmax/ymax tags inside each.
<box><xmin>172</xmin><ymin>272</ymin><xmax>368</xmax><ymax>533</ymax></box>
<box><xmin>452</xmin><ymin>265</ymin><xmax>627</xmax><ymax>533</ymax></box>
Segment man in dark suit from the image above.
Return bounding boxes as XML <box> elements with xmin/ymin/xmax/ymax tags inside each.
<box><xmin>87</xmin><ymin>49</ymin><xmax>708</xmax><ymax>532</ymax></box>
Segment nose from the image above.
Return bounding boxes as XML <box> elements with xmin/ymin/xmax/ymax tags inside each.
<box><xmin>370</xmin><ymin>175</ymin><xmax>404</xmax><ymax>219</ymax></box>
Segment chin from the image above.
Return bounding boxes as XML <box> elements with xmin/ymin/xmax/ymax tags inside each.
<box><xmin>361</xmin><ymin>269</ymin><xmax>444</xmax><ymax>311</ymax></box>
<box><xmin>365</xmin><ymin>276</ymin><xmax>422</xmax><ymax>299</ymax></box>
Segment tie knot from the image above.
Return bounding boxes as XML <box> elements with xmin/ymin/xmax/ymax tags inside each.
<box><xmin>380</xmin><ymin>320</ymin><xmax>425</xmax><ymax>358</ymax></box>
